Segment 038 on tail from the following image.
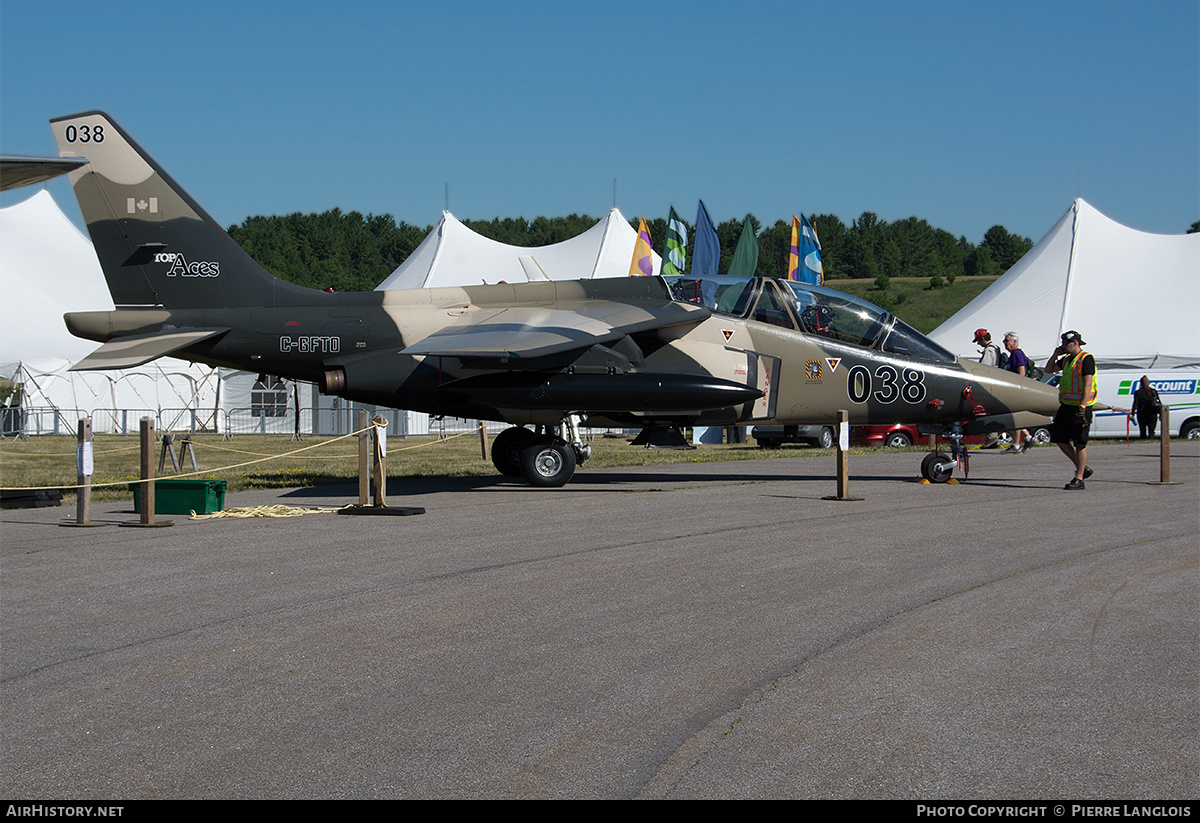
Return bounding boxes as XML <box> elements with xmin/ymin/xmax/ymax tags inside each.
<box><xmin>52</xmin><ymin>111</ymin><xmax>1060</xmax><ymax>487</ymax></box>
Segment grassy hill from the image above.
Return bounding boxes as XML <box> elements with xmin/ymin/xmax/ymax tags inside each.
<box><xmin>826</xmin><ymin>276</ymin><xmax>999</xmax><ymax>334</ymax></box>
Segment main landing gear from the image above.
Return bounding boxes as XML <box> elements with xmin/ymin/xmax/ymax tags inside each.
<box><xmin>492</xmin><ymin>418</ymin><xmax>592</xmax><ymax>487</ymax></box>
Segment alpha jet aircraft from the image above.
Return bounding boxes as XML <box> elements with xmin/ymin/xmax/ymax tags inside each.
<box><xmin>51</xmin><ymin>111</ymin><xmax>1061</xmax><ymax>487</ymax></box>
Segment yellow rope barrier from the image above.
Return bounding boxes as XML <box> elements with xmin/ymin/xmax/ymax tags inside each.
<box><xmin>0</xmin><ymin>443</ymin><xmax>140</xmax><ymax>457</ymax></box>
<box><xmin>1</xmin><ymin>425</ymin><xmax>374</xmax><ymax>492</ymax></box>
<box><xmin>189</xmin><ymin>504</ymin><xmax>347</xmax><ymax>519</ymax></box>
<box><xmin>0</xmin><ymin>422</ymin><xmax>487</xmax><ymax>493</ymax></box>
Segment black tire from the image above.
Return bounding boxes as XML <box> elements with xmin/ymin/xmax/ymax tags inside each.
<box><xmin>1181</xmin><ymin>420</ymin><xmax>1200</xmax><ymax>440</ymax></box>
<box><xmin>1030</xmin><ymin>427</ymin><xmax>1051</xmax><ymax>445</ymax></box>
<box><xmin>520</xmin><ymin>438</ymin><xmax>577</xmax><ymax>487</ymax></box>
<box><xmin>492</xmin><ymin>427</ymin><xmax>534</xmax><ymax>476</ymax></box>
<box><xmin>818</xmin><ymin>427</ymin><xmax>834</xmax><ymax>449</ymax></box>
<box><xmin>885</xmin><ymin>431</ymin><xmax>912</xmax><ymax>448</ymax></box>
<box><xmin>921</xmin><ymin>451</ymin><xmax>954</xmax><ymax>483</ymax></box>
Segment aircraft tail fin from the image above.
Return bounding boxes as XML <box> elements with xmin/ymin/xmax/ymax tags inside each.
<box><xmin>51</xmin><ymin>111</ymin><xmax>298</xmax><ymax>309</ymax></box>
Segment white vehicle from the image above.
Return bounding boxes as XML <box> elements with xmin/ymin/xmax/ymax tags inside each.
<box><xmin>1048</xmin><ymin>370</ymin><xmax>1200</xmax><ymax>439</ymax></box>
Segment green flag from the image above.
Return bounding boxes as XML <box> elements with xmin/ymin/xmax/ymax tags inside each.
<box><xmin>662</xmin><ymin>206</ymin><xmax>687</xmax><ymax>276</ymax></box>
<box><xmin>728</xmin><ymin>214</ymin><xmax>759</xmax><ymax>276</ymax></box>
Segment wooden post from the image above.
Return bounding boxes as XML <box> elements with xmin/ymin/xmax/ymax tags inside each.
<box><xmin>62</xmin><ymin>418</ymin><xmax>106</xmax><ymax>527</ymax></box>
<box><xmin>479</xmin><ymin>421</ymin><xmax>489</xmax><ymax>461</ymax></box>
<box><xmin>77</xmin><ymin>418</ymin><xmax>93</xmax><ymax>524</ymax></box>
<box><xmin>337</xmin><ymin>408</ymin><xmax>424</xmax><ymax>517</ymax></box>
<box><xmin>122</xmin><ymin>416</ymin><xmax>172</xmax><ymax>527</ymax></box>
<box><xmin>823</xmin><ymin>410</ymin><xmax>862</xmax><ymax>502</ymax></box>
<box><xmin>836</xmin><ymin>410</ymin><xmax>850</xmax><ymax>498</ymax></box>
<box><xmin>141</xmin><ymin>417</ymin><xmax>155</xmax><ymax>524</ymax></box>
<box><xmin>1148</xmin><ymin>405</ymin><xmax>1180</xmax><ymax>486</ymax></box>
<box><xmin>372</xmin><ymin>414</ymin><xmax>387</xmax><ymax>507</ymax></box>
<box><xmin>358</xmin><ymin>409</ymin><xmax>369</xmax><ymax>506</ymax></box>
<box><xmin>1160</xmin><ymin>405</ymin><xmax>1170</xmax><ymax>483</ymax></box>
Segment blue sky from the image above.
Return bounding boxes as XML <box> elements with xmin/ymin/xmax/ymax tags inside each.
<box><xmin>2</xmin><ymin>0</ymin><xmax>1196</xmax><ymax>245</ymax></box>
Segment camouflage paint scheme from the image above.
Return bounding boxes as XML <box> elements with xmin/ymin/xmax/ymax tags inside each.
<box><xmin>52</xmin><ymin>112</ymin><xmax>1061</xmax><ymax>486</ymax></box>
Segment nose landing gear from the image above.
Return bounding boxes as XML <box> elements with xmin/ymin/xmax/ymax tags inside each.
<box><xmin>920</xmin><ymin>451</ymin><xmax>955</xmax><ymax>483</ymax></box>
<box><xmin>919</xmin><ymin>423</ymin><xmax>967</xmax><ymax>483</ymax></box>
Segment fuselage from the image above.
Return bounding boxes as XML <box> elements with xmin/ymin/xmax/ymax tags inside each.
<box><xmin>66</xmin><ymin>274</ymin><xmax>1061</xmax><ymax>434</ymax></box>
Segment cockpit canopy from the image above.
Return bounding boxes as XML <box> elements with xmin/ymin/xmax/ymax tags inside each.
<box><xmin>662</xmin><ymin>274</ymin><xmax>957</xmax><ymax>364</ymax></box>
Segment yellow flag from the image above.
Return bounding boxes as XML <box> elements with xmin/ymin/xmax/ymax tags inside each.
<box><xmin>629</xmin><ymin>217</ymin><xmax>654</xmax><ymax>276</ymax></box>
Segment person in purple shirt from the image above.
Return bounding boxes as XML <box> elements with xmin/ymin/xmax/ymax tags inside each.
<box><xmin>1003</xmin><ymin>331</ymin><xmax>1031</xmax><ymax>452</ymax></box>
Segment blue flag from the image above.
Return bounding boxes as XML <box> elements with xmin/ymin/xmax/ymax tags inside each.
<box><xmin>692</xmin><ymin>200</ymin><xmax>719</xmax><ymax>277</ymax></box>
<box><xmin>797</xmin><ymin>214</ymin><xmax>823</xmax><ymax>285</ymax></box>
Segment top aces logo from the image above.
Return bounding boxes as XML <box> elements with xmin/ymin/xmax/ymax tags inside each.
<box><xmin>154</xmin><ymin>252</ymin><xmax>220</xmax><ymax>277</ymax></box>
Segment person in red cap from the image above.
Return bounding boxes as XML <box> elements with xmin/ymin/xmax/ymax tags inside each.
<box><xmin>973</xmin><ymin>328</ymin><xmax>1000</xmax><ymax>367</ymax></box>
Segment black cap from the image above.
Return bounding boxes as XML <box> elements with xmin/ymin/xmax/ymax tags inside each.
<box><xmin>1061</xmin><ymin>330</ymin><xmax>1086</xmax><ymax>345</ymax></box>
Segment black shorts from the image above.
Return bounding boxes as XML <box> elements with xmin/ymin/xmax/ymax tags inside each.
<box><xmin>1050</xmin><ymin>404</ymin><xmax>1092</xmax><ymax>448</ymax></box>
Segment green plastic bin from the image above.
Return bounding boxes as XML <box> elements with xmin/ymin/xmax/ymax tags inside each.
<box><xmin>130</xmin><ymin>479</ymin><xmax>226</xmax><ymax>515</ymax></box>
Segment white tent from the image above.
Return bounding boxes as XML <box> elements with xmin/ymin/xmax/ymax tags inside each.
<box><xmin>2</xmin><ymin>194</ymin><xmax>663</xmax><ymax>437</ymax></box>
<box><xmin>375</xmin><ymin>208</ymin><xmax>660</xmax><ymax>290</ymax></box>
<box><xmin>1</xmin><ymin>189</ymin><xmax>112</xmax><ymax>363</ymax></box>
<box><xmin>0</xmin><ymin>190</ymin><xmax>224</xmax><ymax>434</ymax></box>
<box><xmin>930</xmin><ymin>199</ymin><xmax>1200</xmax><ymax>369</ymax></box>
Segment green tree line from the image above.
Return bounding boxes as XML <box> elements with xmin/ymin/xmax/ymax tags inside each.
<box><xmin>641</xmin><ymin>212</ymin><xmax>1034</xmax><ymax>289</ymax></box>
<box><xmin>228</xmin><ymin>209</ymin><xmax>1036</xmax><ymax>292</ymax></box>
<box><xmin>227</xmin><ymin>210</ymin><xmax>430</xmax><ymax>292</ymax></box>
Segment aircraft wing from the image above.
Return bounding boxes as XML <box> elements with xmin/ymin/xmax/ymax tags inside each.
<box><xmin>0</xmin><ymin>156</ymin><xmax>88</xmax><ymax>190</ymax></box>
<box><xmin>401</xmin><ymin>299</ymin><xmax>708</xmax><ymax>360</ymax></box>
<box><xmin>69</xmin><ymin>328</ymin><xmax>230</xmax><ymax>370</ymax></box>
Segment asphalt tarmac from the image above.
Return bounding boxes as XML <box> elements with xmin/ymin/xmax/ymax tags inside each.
<box><xmin>2</xmin><ymin>442</ymin><xmax>1196</xmax><ymax>799</ymax></box>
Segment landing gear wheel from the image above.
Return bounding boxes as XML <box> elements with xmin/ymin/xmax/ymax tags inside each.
<box><xmin>492</xmin><ymin>427</ymin><xmax>534</xmax><ymax>476</ymax></box>
<box><xmin>520</xmin><ymin>438</ymin><xmax>577</xmax><ymax>487</ymax></box>
<box><xmin>921</xmin><ymin>451</ymin><xmax>954</xmax><ymax>483</ymax></box>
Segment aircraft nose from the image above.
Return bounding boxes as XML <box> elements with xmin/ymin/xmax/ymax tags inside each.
<box><xmin>959</xmin><ymin>359</ymin><xmax>1062</xmax><ymax>416</ymax></box>
<box><xmin>995</xmin><ymin>373</ymin><xmax>1061</xmax><ymax>416</ymax></box>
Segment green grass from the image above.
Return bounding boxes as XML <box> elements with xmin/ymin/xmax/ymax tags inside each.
<box><xmin>829</xmin><ymin>276</ymin><xmax>999</xmax><ymax>333</ymax></box>
<box><xmin>0</xmin><ymin>430</ymin><xmax>839</xmax><ymax>502</ymax></box>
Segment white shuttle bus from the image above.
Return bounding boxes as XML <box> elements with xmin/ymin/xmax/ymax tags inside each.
<box><xmin>1047</xmin><ymin>370</ymin><xmax>1200</xmax><ymax>439</ymax></box>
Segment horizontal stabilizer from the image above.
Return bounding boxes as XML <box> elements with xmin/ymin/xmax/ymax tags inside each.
<box><xmin>0</xmin><ymin>156</ymin><xmax>87</xmax><ymax>191</ymax></box>
<box><xmin>401</xmin><ymin>299</ymin><xmax>708</xmax><ymax>360</ymax></box>
<box><xmin>70</xmin><ymin>329</ymin><xmax>229</xmax><ymax>370</ymax></box>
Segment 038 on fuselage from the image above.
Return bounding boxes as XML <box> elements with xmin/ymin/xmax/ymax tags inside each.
<box><xmin>52</xmin><ymin>110</ymin><xmax>1060</xmax><ymax>487</ymax></box>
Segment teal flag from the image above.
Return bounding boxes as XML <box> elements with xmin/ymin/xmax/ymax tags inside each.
<box><xmin>662</xmin><ymin>206</ymin><xmax>688</xmax><ymax>276</ymax></box>
<box><xmin>727</xmin><ymin>214</ymin><xmax>758</xmax><ymax>276</ymax></box>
